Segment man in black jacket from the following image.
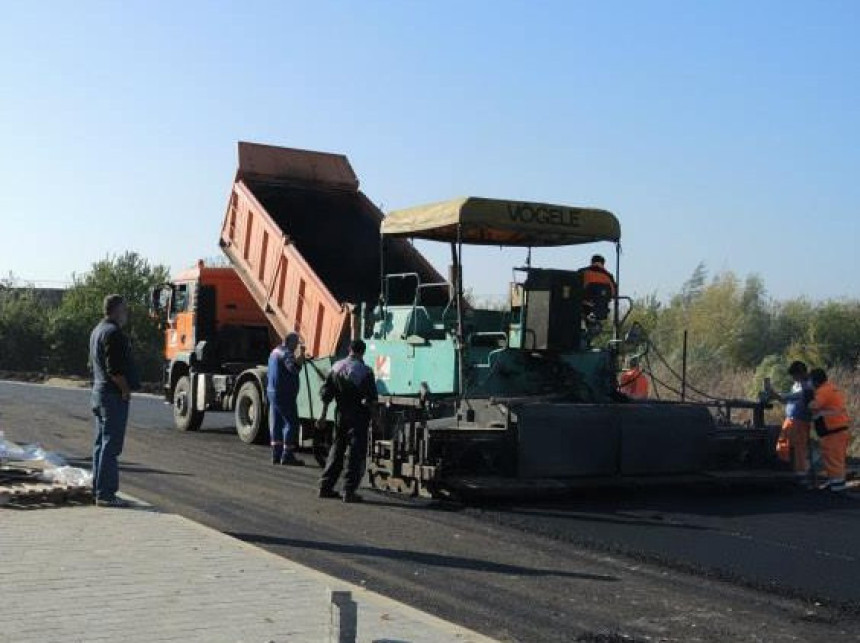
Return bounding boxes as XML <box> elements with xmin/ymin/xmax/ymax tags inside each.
<box><xmin>317</xmin><ymin>340</ymin><xmax>378</xmax><ymax>503</ymax></box>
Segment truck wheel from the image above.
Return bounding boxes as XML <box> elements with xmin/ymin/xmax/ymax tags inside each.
<box><xmin>173</xmin><ymin>375</ymin><xmax>204</xmax><ymax>431</ymax></box>
<box><xmin>235</xmin><ymin>381</ymin><xmax>268</xmax><ymax>445</ymax></box>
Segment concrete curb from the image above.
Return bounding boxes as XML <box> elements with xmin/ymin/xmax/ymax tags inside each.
<box><xmin>167</xmin><ymin>512</ymin><xmax>497</xmax><ymax>642</ymax></box>
<box><xmin>100</xmin><ymin>492</ymin><xmax>497</xmax><ymax>642</ymax></box>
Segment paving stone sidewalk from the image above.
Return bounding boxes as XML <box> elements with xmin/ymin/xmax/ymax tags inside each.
<box><xmin>0</xmin><ymin>502</ymin><xmax>497</xmax><ymax>643</ymax></box>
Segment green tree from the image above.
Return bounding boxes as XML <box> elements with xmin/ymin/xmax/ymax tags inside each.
<box><xmin>726</xmin><ymin>274</ymin><xmax>773</xmax><ymax>368</ymax></box>
<box><xmin>807</xmin><ymin>301</ymin><xmax>860</xmax><ymax>368</ymax></box>
<box><xmin>771</xmin><ymin>298</ymin><xmax>814</xmax><ymax>353</ymax></box>
<box><xmin>750</xmin><ymin>354</ymin><xmax>793</xmax><ymax>398</ymax></box>
<box><xmin>0</xmin><ymin>288</ymin><xmax>50</xmax><ymax>371</ymax></box>
<box><xmin>49</xmin><ymin>252</ymin><xmax>170</xmax><ymax>380</ymax></box>
<box><xmin>680</xmin><ymin>261</ymin><xmax>707</xmax><ymax>306</ymax></box>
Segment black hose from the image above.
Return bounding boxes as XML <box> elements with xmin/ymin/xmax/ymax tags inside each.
<box><xmin>644</xmin><ymin>369</ymin><xmax>711</xmax><ymax>403</ymax></box>
<box><xmin>645</xmin><ymin>335</ymin><xmax>722</xmax><ymax>401</ymax></box>
<box><xmin>644</xmin><ymin>352</ymin><xmax>661</xmax><ymax>400</ymax></box>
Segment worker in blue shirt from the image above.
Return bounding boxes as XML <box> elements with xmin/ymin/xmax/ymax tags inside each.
<box><xmin>266</xmin><ymin>332</ymin><xmax>305</xmax><ymax>466</ymax></box>
<box><xmin>769</xmin><ymin>360</ymin><xmax>813</xmax><ymax>486</ymax></box>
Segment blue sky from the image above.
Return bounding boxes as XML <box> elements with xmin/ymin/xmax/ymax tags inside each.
<box><xmin>1</xmin><ymin>1</ymin><xmax>857</xmax><ymax>301</ymax></box>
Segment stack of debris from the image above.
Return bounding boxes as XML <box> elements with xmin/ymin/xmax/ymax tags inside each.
<box><xmin>0</xmin><ymin>432</ymin><xmax>92</xmax><ymax>507</ymax></box>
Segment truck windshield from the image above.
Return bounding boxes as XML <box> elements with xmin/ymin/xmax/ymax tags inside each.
<box><xmin>170</xmin><ymin>284</ymin><xmax>190</xmax><ymax>316</ymax></box>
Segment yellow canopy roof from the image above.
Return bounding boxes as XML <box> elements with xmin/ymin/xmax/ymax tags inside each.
<box><xmin>381</xmin><ymin>197</ymin><xmax>620</xmax><ymax>247</ymax></box>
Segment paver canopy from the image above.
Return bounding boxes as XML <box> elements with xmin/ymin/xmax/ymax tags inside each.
<box><xmin>381</xmin><ymin>197</ymin><xmax>620</xmax><ymax>247</ymax></box>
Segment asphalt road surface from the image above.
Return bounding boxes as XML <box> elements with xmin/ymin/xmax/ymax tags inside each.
<box><xmin>3</xmin><ymin>380</ymin><xmax>860</xmax><ymax>643</ymax></box>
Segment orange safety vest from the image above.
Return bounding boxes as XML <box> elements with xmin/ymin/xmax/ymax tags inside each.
<box><xmin>582</xmin><ymin>264</ymin><xmax>617</xmax><ymax>297</ymax></box>
<box><xmin>620</xmin><ymin>367</ymin><xmax>649</xmax><ymax>399</ymax></box>
<box><xmin>812</xmin><ymin>381</ymin><xmax>851</xmax><ymax>430</ymax></box>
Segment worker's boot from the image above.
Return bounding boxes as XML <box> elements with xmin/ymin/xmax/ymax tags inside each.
<box><xmin>793</xmin><ymin>471</ymin><xmax>813</xmax><ymax>489</ymax></box>
<box><xmin>271</xmin><ymin>444</ymin><xmax>283</xmax><ymax>465</ymax></box>
<box><xmin>829</xmin><ymin>478</ymin><xmax>847</xmax><ymax>493</ymax></box>
<box><xmin>281</xmin><ymin>448</ymin><xmax>305</xmax><ymax>466</ymax></box>
<box><xmin>342</xmin><ymin>490</ymin><xmax>363</xmax><ymax>504</ymax></box>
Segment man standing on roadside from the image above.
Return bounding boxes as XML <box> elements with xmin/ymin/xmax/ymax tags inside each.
<box><xmin>317</xmin><ymin>339</ymin><xmax>377</xmax><ymax>503</ymax></box>
<box><xmin>89</xmin><ymin>294</ymin><xmax>139</xmax><ymax>507</ymax></box>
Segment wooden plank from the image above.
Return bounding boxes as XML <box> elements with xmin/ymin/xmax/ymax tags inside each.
<box><xmin>0</xmin><ymin>477</ymin><xmax>92</xmax><ymax>507</ymax></box>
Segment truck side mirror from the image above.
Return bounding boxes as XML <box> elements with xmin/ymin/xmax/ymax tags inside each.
<box><xmin>149</xmin><ymin>287</ymin><xmax>161</xmax><ymax>316</ymax></box>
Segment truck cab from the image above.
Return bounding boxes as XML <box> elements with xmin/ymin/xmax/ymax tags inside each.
<box><xmin>151</xmin><ymin>261</ymin><xmax>272</xmax><ymax>432</ymax></box>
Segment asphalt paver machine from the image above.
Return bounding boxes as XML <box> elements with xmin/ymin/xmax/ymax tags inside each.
<box><xmin>360</xmin><ymin>197</ymin><xmax>778</xmax><ymax>498</ymax></box>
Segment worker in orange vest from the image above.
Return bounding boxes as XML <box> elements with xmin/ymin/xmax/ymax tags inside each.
<box><xmin>581</xmin><ymin>254</ymin><xmax>617</xmax><ymax>295</ymax></box>
<box><xmin>581</xmin><ymin>254</ymin><xmax>617</xmax><ymax>322</ymax></box>
<box><xmin>619</xmin><ymin>357</ymin><xmax>649</xmax><ymax>400</ymax></box>
<box><xmin>808</xmin><ymin>368</ymin><xmax>852</xmax><ymax>492</ymax></box>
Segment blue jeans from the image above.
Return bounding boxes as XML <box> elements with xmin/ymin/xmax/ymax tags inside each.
<box><xmin>267</xmin><ymin>392</ymin><xmax>298</xmax><ymax>458</ymax></box>
<box><xmin>92</xmin><ymin>391</ymin><xmax>130</xmax><ymax>500</ymax></box>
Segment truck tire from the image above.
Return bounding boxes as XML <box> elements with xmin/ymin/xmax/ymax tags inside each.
<box><xmin>235</xmin><ymin>381</ymin><xmax>268</xmax><ymax>445</ymax></box>
<box><xmin>173</xmin><ymin>375</ymin><xmax>204</xmax><ymax>432</ymax></box>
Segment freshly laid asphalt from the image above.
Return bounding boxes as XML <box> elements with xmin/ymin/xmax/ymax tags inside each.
<box><xmin>2</xmin><ymin>380</ymin><xmax>860</xmax><ymax>642</ymax></box>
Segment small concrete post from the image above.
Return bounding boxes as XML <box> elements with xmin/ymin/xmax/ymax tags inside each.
<box><xmin>329</xmin><ymin>589</ymin><xmax>357</xmax><ymax>643</ymax></box>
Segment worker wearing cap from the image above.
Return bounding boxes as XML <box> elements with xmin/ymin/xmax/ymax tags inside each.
<box><xmin>317</xmin><ymin>339</ymin><xmax>378</xmax><ymax>503</ymax></box>
<box><xmin>808</xmin><ymin>368</ymin><xmax>852</xmax><ymax>492</ymax></box>
<box><xmin>619</xmin><ymin>357</ymin><xmax>649</xmax><ymax>400</ymax></box>
<box><xmin>266</xmin><ymin>332</ymin><xmax>305</xmax><ymax>466</ymax></box>
<box><xmin>770</xmin><ymin>361</ymin><xmax>813</xmax><ymax>485</ymax></box>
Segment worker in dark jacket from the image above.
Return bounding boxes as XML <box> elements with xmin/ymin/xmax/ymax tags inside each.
<box><xmin>317</xmin><ymin>339</ymin><xmax>378</xmax><ymax>503</ymax></box>
<box><xmin>89</xmin><ymin>294</ymin><xmax>139</xmax><ymax>507</ymax></box>
<box><xmin>266</xmin><ymin>332</ymin><xmax>305</xmax><ymax>466</ymax></box>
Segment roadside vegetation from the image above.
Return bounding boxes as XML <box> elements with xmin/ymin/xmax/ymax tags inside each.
<box><xmin>627</xmin><ymin>263</ymin><xmax>860</xmax><ymax>454</ymax></box>
<box><xmin>0</xmin><ymin>252</ymin><xmax>169</xmax><ymax>382</ymax></box>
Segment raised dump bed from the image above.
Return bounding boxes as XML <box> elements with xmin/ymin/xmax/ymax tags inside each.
<box><xmin>220</xmin><ymin>142</ymin><xmax>441</xmax><ymax>357</ymax></box>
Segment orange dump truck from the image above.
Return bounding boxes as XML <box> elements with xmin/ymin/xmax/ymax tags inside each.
<box><xmin>151</xmin><ymin>142</ymin><xmax>440</xmax><ymax>447</ymax></box>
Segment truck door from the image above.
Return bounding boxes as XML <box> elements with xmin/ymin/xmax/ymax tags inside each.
<box><xmin>165</xmin><ymin>282</ymin><xmax>196</xmax><ymax>360</ymax></box>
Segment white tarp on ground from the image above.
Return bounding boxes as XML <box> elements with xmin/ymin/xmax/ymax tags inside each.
<box><xmin>0</xmin><ymin>430</ymin><xmax>92</xmax><ymax>487</ymax></box>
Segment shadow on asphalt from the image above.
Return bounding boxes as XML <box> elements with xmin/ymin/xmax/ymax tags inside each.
<box><xmin>228</xmin><ymin>532</ymin><xmax>620</xmax><ymax>582</ymax></box>
<box><xmin>64</xmin><ymin>456</ymin><xmax>194</xmax><ymax>477</ymax></box>
<box><xmin>194</xmin><ymin>426</ymin><xmax>237</xmax><ymax>435</ymax></box>
<box><xmin>120</xmin><ymin>463</ymin><xmax>195</xmax><ymax>476</ymax></box>
<box><xmin>484</xmin><ymin>484</ymin><xmax>860</xmax><ymax>520</ymax></box>
<box><xmin>497</xmin><ymin>507</ymin><xmax>712</xmax><ymax>531</ymax></box>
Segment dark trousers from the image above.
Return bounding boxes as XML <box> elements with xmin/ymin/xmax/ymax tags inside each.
<box><xmin>320</xmin><ymin>415</ymin><xmax>369</xmax><ymax>494</ymax></box>
<box><xmin>92</xmin><ymin>391</ymin><xmax>129</xmax><ymax>501</ymax></box>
